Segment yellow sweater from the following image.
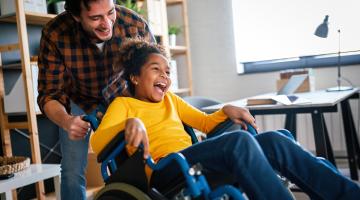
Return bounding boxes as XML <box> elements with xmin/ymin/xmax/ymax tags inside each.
<box><xmin>90</xmin><ymin>92</ymin><xmax>227</xmax><ymax>177</ymax></box>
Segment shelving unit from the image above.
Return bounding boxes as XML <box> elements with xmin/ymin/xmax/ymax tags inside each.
<box><xmin>141</xmin><ymin>0</ymin><xmax>192</xmax><ymax>96</ymax></box>
<box><xmin>166</xmin><ymin>0</ymin><xmax>193</xmax><ymax>96</ymax></box>
<box><xmin>0</xmin><ymin>1</ymin><xmax>53</xmax><ymax>199</ymax></box>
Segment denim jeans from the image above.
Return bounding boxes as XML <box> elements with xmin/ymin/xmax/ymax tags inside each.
<box><xmin>175</xmin><ymin>130</ymin><xmax>360</xmax><ymax>200</ymax></box>
<box><xmin>59</xmin><ymin>103</ymin><xmax>90</xmax><ymax>200</ymax></box>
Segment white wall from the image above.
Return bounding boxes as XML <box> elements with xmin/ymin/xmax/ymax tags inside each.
<box><xmin>187</xmin><ymin>0</ymin><xmax>360</xmax><ymax>152</ymax></box>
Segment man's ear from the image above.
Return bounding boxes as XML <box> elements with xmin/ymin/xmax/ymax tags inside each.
<box><xmin>72</xmin><ymin>14</ymin><xmax>81</xmax><ymax>22</ymax></box>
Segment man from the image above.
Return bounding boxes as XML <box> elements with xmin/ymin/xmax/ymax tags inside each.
<box><xmin>38</xmin><ymin>0</ymin><xmax>154</xmax><ymax>199</ymax></box>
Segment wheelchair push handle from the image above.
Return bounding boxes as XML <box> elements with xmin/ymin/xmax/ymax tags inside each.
<box><xmin>82</xmin><ymin>104</ymin><xmax>106</xmax><ymax>131</ymax></box>
<box><xmin>82</xmin><ymin>115</ymin><xmax>99</xmax><ymax>131</ymax></box>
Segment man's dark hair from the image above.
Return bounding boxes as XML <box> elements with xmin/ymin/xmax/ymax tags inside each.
<box><xmin>65</xmin><ymin>0</ymin><xmax>115</xmax><ymax>16</ymax></box>
<box><xmin>115</xmin><ymin>38</ymin><xmax>167</xmax><ymax>96</ymax></box>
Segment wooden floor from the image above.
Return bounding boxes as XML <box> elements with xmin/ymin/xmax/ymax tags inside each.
<box><xmin>37</xmin><ymin>168</ymin><xmax>360</xmax><ymax>200</ymax></box>
<box><xmin>292</xmin><ymin>167</ymin><xmax>360</xmax><ymax>200</ymax></box>
<box><xmin>32</xmin><ymin>186</ymin><xmax>102</xmax><ymax>200</ymax></box>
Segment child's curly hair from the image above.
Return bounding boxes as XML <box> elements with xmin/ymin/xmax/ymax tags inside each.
<box><xmin>114</xmin><ymin>38</ymin><xmax>168</xmax><ymax>96</ymax></box>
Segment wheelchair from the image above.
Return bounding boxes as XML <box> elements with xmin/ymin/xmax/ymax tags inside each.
<box><xmin>84</xmin><ymin>105</ymin><xmax>337</xmax><ymax>200</ymax></box>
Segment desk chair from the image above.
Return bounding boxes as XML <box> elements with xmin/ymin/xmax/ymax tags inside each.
<box><xmin>182</xmin><ymin>96</ymin><xmax>242</xmax><ymax>133</ymax></box>
<box><xmin>182</xmin><ymin>96</ymin><xmax>221</xmax><ymax>113</ymax></box>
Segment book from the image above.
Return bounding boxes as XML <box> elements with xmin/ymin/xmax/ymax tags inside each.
<box><xmin>246</xmin><ymin>96</ymin><xmax>277</xmax><ymax>105</ymax></box>
<box><xmin>246</xmin><ymin>94</ymin><xmax>310</xmax><ymax>106</ymax></box>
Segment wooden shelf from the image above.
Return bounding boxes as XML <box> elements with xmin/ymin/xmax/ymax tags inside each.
<box><xmin>165</xmin><ymin>0</ymin><xmax>192</xmax><ymax>96</ymax></box>
<box><xmin>169</xmin><ymin>45</ymin><xmax>187</xmax><ymax>55</ymax></box>
<box><xmin>172</xmin><ymin>88</ymin><xmax>191</xmax><ymax>94</ymax></box>
<box><xmin>0</xmin><ymin>12</ymin><xmax>56</xmax><ymax>25</ymax></box>
<box><xmin>166</xmin><ymin>0</ymin><xmax>183</xmax><ymax>5</ymax></box>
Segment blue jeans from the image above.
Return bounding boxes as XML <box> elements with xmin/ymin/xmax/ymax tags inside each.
<box><xmin>175</xmin><ymin>130</ymin><xmax>360</xmax><ymax>200</ymax></box>
<box><xmin>59</xmin><ymin>103</ymin><xmax>90</xmax><ymax>200</ymax></box>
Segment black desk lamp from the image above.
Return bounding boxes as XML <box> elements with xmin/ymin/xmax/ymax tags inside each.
<box><xmin>314</xmin><ymin>15</ymin><xmax>353</xmax><ymax>92</ymax></box>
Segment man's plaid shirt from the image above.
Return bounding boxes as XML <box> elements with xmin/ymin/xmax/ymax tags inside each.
<box><xmin>38</xmin><ymin>6</ymin><xmax>154</xmax><ymax>114</ymax></box>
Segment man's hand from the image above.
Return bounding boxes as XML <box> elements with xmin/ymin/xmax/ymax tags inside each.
<box><xmin>43</xmin><ymin>100</ymin><xmax>91</xmax><ymax>141</ymax></box>
<box><xmin>125</xmin><ymin>118</ymin><xmax>149</xmax><ymax>159</ymax></box>
<box><xmin>63</xmin><ymin>115</ymin><xmax>90</xmax><ymax>140</ymax></box>
<box><xmin>222</xmin><ymin>105</ymin><xmax>258</xmax><ymax>131</ymax></box>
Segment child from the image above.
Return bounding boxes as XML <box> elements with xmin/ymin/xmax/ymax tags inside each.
<box><xmin>91</xmin><ymin>38</ymin><xmax>360</xmax><ymax>200</ymax></box>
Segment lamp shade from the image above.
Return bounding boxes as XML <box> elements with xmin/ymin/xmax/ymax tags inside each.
<box><xmin>314</xmin><ymin>15</ymin><xmax>329</xmax><ymax>38</ymax></box>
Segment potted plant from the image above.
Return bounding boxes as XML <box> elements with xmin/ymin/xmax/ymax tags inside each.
<box><xmin>168</xmin><ymin>25</ymin><xmax>181</xmax><ymax>46</ymax></box>
<box><xmin>47</xmin><ymin>0</ymin><xmax>65</xmax><ymax>14</ymax></box>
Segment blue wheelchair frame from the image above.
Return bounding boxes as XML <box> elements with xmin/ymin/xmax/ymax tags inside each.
<box><xmin>84</xmin><ymin>105</ymin><xmax>248</xmax><ymax>199</ymax></box>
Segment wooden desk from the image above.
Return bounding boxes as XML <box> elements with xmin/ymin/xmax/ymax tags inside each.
<box><xmin>203</xmin><ymin>89</ymin><xmax>360</xmax><ymax>180</ymax></box>
<box><xmin>0</xmin><ymin>164</ymin><xmax>61</xmax><ymax>200</ymax></box>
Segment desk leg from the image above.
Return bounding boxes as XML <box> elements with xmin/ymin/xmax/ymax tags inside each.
<box><xmin>321</xmin><ymin>116</ymin><xmax>336</xmax><ymax>167</ymax></box>
<box><xmin>285</xmin><ymin>113</ymin><xmax>297</xmax><ymax>139</ymax></box>
<box><xmin>0</xmin><ymin>191</ymin><xmax>12</xmax><ymax>200</ymax></box>
<box><xmin>311</xmin><ymin>111</ymin><xmax>336</xmax><ymax>166</ymax></box>
<box><xmin>54</xmin><ymin>175</ymin><xmax>61</xmax><ymax>200</ymax></box>
<box><xmin>340</xmin><ymin>100</ymin><xmax>359</xmax><ymax>180</ymax></box>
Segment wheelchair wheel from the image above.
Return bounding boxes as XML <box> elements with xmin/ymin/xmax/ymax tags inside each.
<box><xmin>94</xmin><ymin>182</ymin><xmax>152</xmax><ymax>200</ymax></box>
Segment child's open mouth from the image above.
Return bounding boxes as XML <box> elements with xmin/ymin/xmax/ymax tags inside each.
<box><xmin>154</xmin><ymin>82</ymin><xmax>167</xmax><ymax>93</ymax></box>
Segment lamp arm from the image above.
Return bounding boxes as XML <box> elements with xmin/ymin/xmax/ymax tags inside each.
<box><xmin>338</xmin><ymin>76</ymin><xmax>354</xmax><ymax>88</ymax></box>
<box><xmin>337</xmin><ymin>29</ymin><xmax>341</xmax><ymax>85</ymax></box>
<box><xmin>336</xmin><ymin>29</ymin><xmax>354</xmax><ymax>89</ymax></box>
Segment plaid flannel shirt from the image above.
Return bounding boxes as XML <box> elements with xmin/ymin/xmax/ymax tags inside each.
<box><xmin>38</xmin><ymin>5</ymin><xmax>155</xmax><ymax>114</ymax></box>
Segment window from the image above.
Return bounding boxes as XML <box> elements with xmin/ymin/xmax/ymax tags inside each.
<box><xmin>232</xmin><ymin>0</ymin><xmax>360</xmax><ymax>74</ymax></box>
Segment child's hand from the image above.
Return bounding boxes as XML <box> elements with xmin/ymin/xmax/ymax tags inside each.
<box><xmin>222</xmin><ymin>105</ymin><xmax>258</xmax><ymax>131</ymax></box>
<box><xmin>125</xmin><ymin>118</ymin><xmax>150</xmax><ymax>159</ymax></box>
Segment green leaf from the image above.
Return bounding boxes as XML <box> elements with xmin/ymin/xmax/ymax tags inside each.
<box><xmin>168</xmin><ymin>25</ymin><xmax>181</xmax><ymax>35</ymax></box>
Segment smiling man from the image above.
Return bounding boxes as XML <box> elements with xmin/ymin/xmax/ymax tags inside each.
<box><xmin>37</xmin><ymin>0</ymin><xmax>154</xmax><ymax>199</ymax></box>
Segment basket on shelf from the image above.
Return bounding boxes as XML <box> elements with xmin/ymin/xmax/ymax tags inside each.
<box><xmin>0</xmin><ymin>156</ymin><xmax>30</xmax><ymax>175</ymax></box>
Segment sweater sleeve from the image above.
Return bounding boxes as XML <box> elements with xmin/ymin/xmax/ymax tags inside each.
<box><xmin>90</xmin><ymin>98</ymin><xmax>127</xmax><ymax>155</ymax></box>
<box><xmin>170</xmin><ymin>93</ymin><xmax>228</xmax><ymax>133</ymax></box>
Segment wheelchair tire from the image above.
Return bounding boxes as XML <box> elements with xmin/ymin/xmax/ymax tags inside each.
<box><xmin>94</xmin><ymin>182</ymin><xmax>152</xmax><ymax>200</ymax></box>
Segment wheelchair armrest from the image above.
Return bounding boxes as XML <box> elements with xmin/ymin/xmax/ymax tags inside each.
<box><xmin>246</xmin><ymin>122</ymin><xmax>258</xmax><ymax>136</ymax></box>
<box><xmin>207</xmin><ymin>119</ymin><xmax>258</xmax><ymax>139</ymax></box>
<box><xmin>206</xmin><ymin>118</ymin><xmax>235</xmax><ymax>139</ymax></box>
<box><xmin>97</xmin><ymin>131</ymin><xmax>125</xmax><ymax>163</ymax></box>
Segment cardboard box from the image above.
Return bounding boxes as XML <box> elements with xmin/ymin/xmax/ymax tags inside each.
<box><xmin>276</xmin><ymin>77</ymin><xmax>310</xmax><ymax>93</ymax></box>
<box><xmin>1</xmin><ymin>0</ymin><xmax>47</xmax><ymax>16</ymax></box>
<box><xmin>277</xmin><ymin>69</ymin><xmax>315</xmax><ymax>93</ymax></box>
<box><xmin>3</xmin><ymin>63</ymin><xmax>40</xmax><ymax>114</ymax></box>
<box><xmin>86</xmin><ymin>152</ymin><xmax>104</xmax><ymax>187</ymax></box>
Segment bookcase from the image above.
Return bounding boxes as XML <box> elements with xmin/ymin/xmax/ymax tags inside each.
<box><xmin>166</xmin><ymin>0</ymin><xmax>193</xmax><ymax>95</ymax></box>
<box><xmin>0</xmin><ymin>1</ymin><xmax>55</xmax><ymax>199</ymax></box>
<box><xmin>142</xmin><ymin>0</ymin><xmax>193</xmax><ymax>95</ymax></box>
